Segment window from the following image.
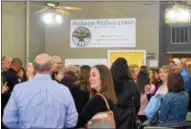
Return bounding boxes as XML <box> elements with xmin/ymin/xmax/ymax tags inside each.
<box><xmin>171</xmin><ymin>26</ymin><xmax>189</xmax><ymax>44</ymax></box>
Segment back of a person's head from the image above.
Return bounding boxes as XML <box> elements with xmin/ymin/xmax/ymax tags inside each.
<box><xmin>11</xmin><ymin>58</ymin><xmax>22</xmax><ymax>66</ymax></box>
<box><xmin>110</xmin><ymin>57</ymin><xmax>131</xmax><ymax>83</ymax></box>
<box><xmin>137</xmin><ymin>71</ymin><xmax>149</xmax><ymax>93</ymax></box>
<box><xmin>167</xmin><ymin>73</ymin><xmax>184</xmax><ymax>93</ymax></box>
<box><xmin>33</xmin><ymin>54</ymin><xmax>53</xmax><ymax>73</ymax></box>
<box><xmin>140</xmin><ymin>65</ymin><xmax>148</xmax><ymax>73</ymax></box>
<box><xmin>80</xmin><ymin>65</ymin><xmax>91</xmax><ymax>81</ymax></box>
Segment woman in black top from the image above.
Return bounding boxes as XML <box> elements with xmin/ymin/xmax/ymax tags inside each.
<box><xmin>70</xmin><ymin>65</ymin><xmax>91</xmax><ymax>113</ymax></box>
<box><xmin>110</xmin><ymin>58</ymin><xmax>140</xmax><ymax>129</ymax></box>
<box><xmin>77</xmin><ymin>65</ymin><xmax>118</xmax><ymax>128</ymax></box>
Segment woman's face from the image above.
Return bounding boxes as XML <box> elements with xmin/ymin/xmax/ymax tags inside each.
<box><xmin>154</xmin><ymin>71</ymin><xmax>160</xmax><ymax>80</ymax></box>
<box><xmin>148</xmin><ymin>70</ymin><xmax>154</xmax><ymax>79</ymax></box>
<box><xmin>132</xmin><ymin>67</ymin><xmax>139</xmax><ymax>80</ymax></box>
<box><xmin>89</xmin><ymin>67</ymin><xmax>101</xmax><ymax>92</ymax></box>
<box><xmin>18</xmin><ymin>69</ymin><xmax>24</xmax><ymax>79</ymax></box>
<box><xmin>159</xmin><ymin>69</ymin><xmax>168</xmax><ymax>82</ymax></box>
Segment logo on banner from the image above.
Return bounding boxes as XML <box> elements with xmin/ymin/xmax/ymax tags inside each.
<box><xmin>72</xmin><ymin>26</ymin><xmax>91</xmax><ymax>47</ymax></box>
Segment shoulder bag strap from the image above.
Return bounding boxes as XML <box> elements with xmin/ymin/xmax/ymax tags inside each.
<box><xmin>97</xmin><ymin>94</ymin><xmax>110</xmax><ymax>111</ymax></box>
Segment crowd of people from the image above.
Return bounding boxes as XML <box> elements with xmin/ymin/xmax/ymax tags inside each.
<box><xmin>1</xmin><ymin>54</ymin><xmax>191</xmax><ymax>129</ymax></box>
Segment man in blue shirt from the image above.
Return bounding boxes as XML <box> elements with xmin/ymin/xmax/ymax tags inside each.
<box><xmin>3</xmin><ymin>54</ymin><xmax>78</xmax><ymax>129</ymax></box>
<box><xmin>173</xmin><ymin>58</ymin><xmax>191</xmax><ymax>95</ymax></box>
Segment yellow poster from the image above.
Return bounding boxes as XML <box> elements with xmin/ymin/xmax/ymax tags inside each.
<box><xmin>108</xmin><ymin>50</ymin><xmax>146</xmax><ymax>67</ymax></box>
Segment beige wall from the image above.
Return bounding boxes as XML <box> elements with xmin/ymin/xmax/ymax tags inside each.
<box><xmin>2</xmin><ymin>2</ymin><xmax>26</xmax><ymax>65</ymax></box>
<box><xmin>2</xmin><ymin>2</ymin><xmax>46</xmax><ymax>65</ymax></box>
<box><xmin>29</xmin><ymin>2</ymin><xmax>45</xmax><ymax>62</ymax></box>
<box><xmin>2</xmin><ymin>2</ymin><xmax>160</xmax><ymax>66</ymax></box>
<box><xmin>45</xmin><ymin>2</ymin><xmax>159</xmax><ymax>63</ymax></box>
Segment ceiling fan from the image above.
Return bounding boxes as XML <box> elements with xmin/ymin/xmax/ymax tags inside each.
<box><xmin>18</xmin><ymin>2</ymin><xmax>83</xmax><ymax>16</ymax></box>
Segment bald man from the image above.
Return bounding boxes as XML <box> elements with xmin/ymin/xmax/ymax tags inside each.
<box><xmin>173</xmin><ymin>58</ymin><xmax>191</xmax><ymax>95</ymax></box>
<box><xmin>1</xmin><ymin>56</ymin><xmax>12</xmax><ymax>72</ymax></box>
<box><xmin>3</xmin><ymin>54</ymin><xmax>78</xmax><ymax>129</ymax></box>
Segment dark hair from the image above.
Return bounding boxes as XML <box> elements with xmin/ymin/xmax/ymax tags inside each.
<box><xmin>80</xmin><ymin>65</ymin><xmax>91</xmax><ymax>81</ymax></box>
<box><xmin>137</xmin><ymin>71</ymin><xmax>149</xmax><ymax>94</ymax></box>
<box><xmin>154</xmin><ymin>68</ymin><xmax>159</xmax><ymax>74</ymax></box>
<box><xmin>19</xmin><ymin>67</ymin><xmax>28</xmax><ymax>82</ymax></box>
<box><xmin>167</xmin><ymin>73</ymin><xmax>184</xmax><ymax>92</ymax></box>
<box><xmin>140</xmin><ymin>65</ymin><xmax>148</xmax><ymax>73</ymax></box>
<box><xmin>91</xmin><ymin>65</ymin><xmax>118</xmax><ymax>104</ymax></box>
<box><xmin>110</xmin><ymin>57</ymin><xmax>132</xmax><ymax>83</ymax></box>
<box><xmin>148</xmin><ymin>68</ymin><xmax>157</xmax><ymax>84</ymax></box>
<box><xmin>11</xmin><ymin>58</ymin><xmax>22</xmax><ymax>66</ymax></box>
<box><xmin>74</xmin><ymin>65</ymin><xmax>91</xmax><ymax>92</ymax></box>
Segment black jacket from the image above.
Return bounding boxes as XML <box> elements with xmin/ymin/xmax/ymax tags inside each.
<box><xmin>114</xmin><ymin>80</ymin><xmax>140</xmax><ymax>129</ymax></box>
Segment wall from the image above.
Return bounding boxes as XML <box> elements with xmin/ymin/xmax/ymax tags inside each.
<box><xmin>29</xmin><ymin>2</ymin><xmax>46</xmax><ymax>62</ymax></box>
<box><xmin>45</xmin><ymin>2</ymin><xmax>160</xmax><ymax>64</ymax></box>
<box><xmin>2</xmin><ymin>2</ymin><xmax>160</xmax><ymax>66</ymax></box>
<box><xmin>2</xmin><ymin>2</ymin><xmax>26</xmax><ymax>65</ymax></box>
<box><xmin>2</xmin><ymin>2</ymin><xmax>46</xmax><ymax>65</ymax></box>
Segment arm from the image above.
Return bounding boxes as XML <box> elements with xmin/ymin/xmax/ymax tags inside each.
<box><xmin>159</xmin><ymin>94</ymin><xmax>170</xmax><ymax>121</ymax></box>
<box><xmin>182</xmin><ymin>73</ymin><xmax>190</xmax><ymax>94</ymax></box>
<box><xmin>65</xmin><ymin>89</ymin><xmax>78</xmax><ymax>129</ymax></box>
<box><xmin>77</xmin><ymin>95</ymin><xmax>106</xmax><ymax>127</ymax></box>
<box><xmin>3</xmin><ymin>90</ymin><xmax>18</xmax><ymax>128</ymax></box>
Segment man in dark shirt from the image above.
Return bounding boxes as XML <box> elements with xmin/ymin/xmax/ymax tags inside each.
<box><xmin>2</xmin><ymin>58</ymin><xmax>22</xmax><ymax>114</ymax></box>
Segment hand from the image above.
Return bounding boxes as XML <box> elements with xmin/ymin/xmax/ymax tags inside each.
<box><xmin>55</xmin><ymin>71</ymin><xmax>64</xmax><ymax>82</ymax></box>
<box><xmin>2</xmin><ymin>82</ymin><xmax>9</xmax><ymax>94</ymax></box>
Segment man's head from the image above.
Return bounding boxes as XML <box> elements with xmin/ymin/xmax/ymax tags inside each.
<box><xmin>33</xmin><ymin>54</ymin><xmax>53</xmax><ymax>74</ymax></box>
<box><xmin>10</xmin><ymin>58</ymin><xmax>22</xmax><ymax>73</ymax></box>
<box><xmin>65</xmin><ymin>64</ymin><xmax>76</xmax><ymax>73</ymax></box>
<box><xmin>173</xmin><ymin>58</ymin><xmax>185</xmax><ymax>73</ymax></box>
<box><xmin>51</xmin><ymin>56</ymin><xmax>63</xmax><ymax>72</ymax></box>
<box><xmin>2</xmin><ymin>56</ymin><xmax>12</xmax><ymax>72</ymax></box>
<box><xmin>168</xmin><ymin>60</ymin><xmax>176</xmax><ymax>73</ymax></box>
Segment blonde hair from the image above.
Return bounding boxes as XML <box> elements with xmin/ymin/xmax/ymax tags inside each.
<box><xmin>52</xmin><ymin>56</ymin><xmax>62</xmax><ymax>63</ymax></box>
<box><xmin>129</xmin><ymin>64</ymin><xmax>139</xmax><ymax>71</ymax></box>
<box><xmin>160</xmin><ymin>65</ymin><xmax>172</xmax><ymax>74</ymax></box>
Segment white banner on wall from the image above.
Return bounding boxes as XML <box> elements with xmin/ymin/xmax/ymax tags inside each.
<box><xmin>70</xmin><ymin>18</ymin><xmax>136</xmax><ymax>48</ymax></box>
<box><xmin>65</xmin><ymin>58</ymin><xmax>107</xmax><ymax>67</ymax></box>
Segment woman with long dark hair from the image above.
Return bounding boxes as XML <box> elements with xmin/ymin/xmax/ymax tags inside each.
<box><xmin>137</xmin><ymin>71</ymin><xmax>150</xmax><ymax>122</ymax></box>
<box><xmin>110</xmin><ymin>57</ymin><xmax>140</xmax><ymax>129</ymax></box>
<box><xmin>76</xmin><ymin>65</ymin><xmax>118</xmax><ymax>128</ymax></box>
<box><xmin>18</xmin><ymin>67</ymin><xmax>28</xmax><ymax>82</ymax></box>
<box><xmin>70</xmin><ymin>65</ymin><xmax>91</xmax><ymax>113</ymax></box>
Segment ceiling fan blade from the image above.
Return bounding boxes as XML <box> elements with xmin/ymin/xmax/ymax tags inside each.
<box><xmin>55</xmin><ymin>8</ymin><xmax>71</xmax><ymax>16</ymax></box>
<box><xmin>35</xmin><ymin>7</ymin><xmax>49</xmax><ymax>14</ymax></box>
<box><xmin>59</xmin><ymin>6</ymin><xmax>83</xmax><ymax>11</ymax></box>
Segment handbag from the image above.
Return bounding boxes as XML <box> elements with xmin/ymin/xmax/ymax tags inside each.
<box><xmin>86</xmin><ymin>94</ymin><xmax>116</xmax><ymax>128</ymax></box>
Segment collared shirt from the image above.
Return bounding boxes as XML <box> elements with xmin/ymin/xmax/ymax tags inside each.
<box><xmin>3</xmin><ymin>74</ymin><xmax>78</xmax><ymax>129</ymax></box>
<box><xmin>180</xmin><ymin>69</ymin><xmax>191</xmax><ymax>95</ymax></box>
